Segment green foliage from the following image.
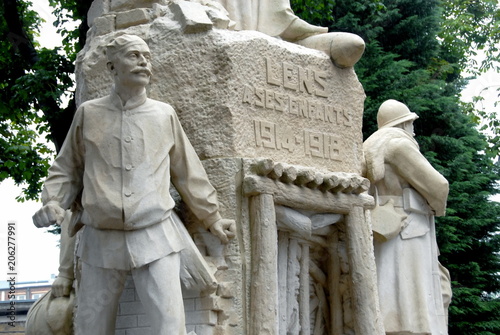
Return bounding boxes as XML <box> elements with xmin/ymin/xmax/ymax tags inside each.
<box><xmin>1</xmin><ymin>0</ymin><xmax>52</xmax><ymax>200</ymax></box>
<box><xmin>449</xmin><ymin>286</ymin><xmax>500</xmax><ymax>334</ymax></box>
<box><xmin>439</xmin><ymin>0</ymin><xmax>500</xmax><ymax>74</ymax></box>
<box><xmin>291</xmin><ymin>0</ymin><xmax>335</xmax><ymax>27</ymax></box>
<box><xmin>0</xmin><ymin>0</ymin><xmax>90</xmax><ymax>200</ymax></box>
<box><xmin>439</xmin><ymin>0</ymin><xmax>500</xmax><ymax>158</ymax></box>
<box><xmin>48</xmin><ymin>0</ymin><xmax>92</xmax><ymax>60</ymax></box>
<box><xmin>469</xmin><ymin>91</ymin><xmax>500</xmax><ymax>159</ymax></box>
<box><xmin>291</xmin><ymin>0</ymin><xmax>500</xmax><ymax>332</ymax></box>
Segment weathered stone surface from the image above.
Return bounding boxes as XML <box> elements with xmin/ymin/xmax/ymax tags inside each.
<box><xmin>110</xmin><ymin>0</ymin><xmax>160</xmax><ymax>12</ymax></box>
<box><xmin>88</xmin><ymin>0</ymin><xmax>110</xmax><ymax>27</ymax></box>
<box><xmin>170</xmin><ymin>1</ymin><xmax>214</xmax><ymax>33</ymax></box>
<box><xmin>92</xmin><ymin>15</ymin><xmax>116</xmax><ymax>36</ymax></box>
<box><xmin>77</xmin><ymin>20</ymin><xmax>365</xmax><ymax>174</ymax></box>
<box><xmin>205</xmin><ymin>6</ymin><xmax>231</xmax><ymax>29</ymax></box>
<box><xmin>115</xmin><ymin>8</ymin><xmax>151</xmax><ymax>29</ymax></box>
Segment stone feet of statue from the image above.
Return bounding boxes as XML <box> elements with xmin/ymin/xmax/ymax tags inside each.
<box><xmin>280</xmin><ymin>17</ymin><xmax>328</xmax><ymax>42</ymax></box>
<box><xmin>296</xmin><ymin>32</ymin><xmax>365</xmax><ymax>68</ymax></box>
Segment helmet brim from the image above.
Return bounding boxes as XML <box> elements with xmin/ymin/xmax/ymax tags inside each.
<box><xmin>379</xmin><ymin>112</ymin><xmax>419</xmax><ymax>128</ymax></box>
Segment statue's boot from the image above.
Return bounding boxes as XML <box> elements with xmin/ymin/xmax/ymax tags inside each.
<box><xmin>296</xmin><ymin>32</ymin><xmax>365</xmax><ymax>68</ymax></box>
<box><xmin>279</xmin><ymin>17</ymin><xmax>328</xmax><ymax>41</ymax></box>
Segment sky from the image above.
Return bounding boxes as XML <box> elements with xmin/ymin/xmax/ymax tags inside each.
<box><xmin>462</xmin><ymin>65</ymin><xmax>500</xmax><ymax>122</ymax></box>
<box><xmin>0</xmin><ymin>0</ymin><xmax>498</xmax><ymax>283</ymax></box>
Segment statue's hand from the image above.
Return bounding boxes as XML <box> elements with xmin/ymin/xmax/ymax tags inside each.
<box><xmin>51</xmin><ymin>276</ymin><xmax>73</xmax><ymax>298</ymax></box>
<box><xmin>209</xmin><ymin>219</ymin><xmax>236</xmax><ymax>244</ymax></box>
<box><xmin>33</xmin><ymin>202</ymin><xmax>65</xmax><ymax>228</ymax></box>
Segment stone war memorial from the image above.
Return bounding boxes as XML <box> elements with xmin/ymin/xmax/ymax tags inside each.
<box><xmin>26</xmin><ymin>0</ymin><xmax>405</xmax><ymax>334</ymax></box>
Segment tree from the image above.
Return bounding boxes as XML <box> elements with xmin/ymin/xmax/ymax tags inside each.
<box><xmin>0</xmin><ymin>0</ymin><xmax>91</xmax><ymax>200</ymax></box>
<box><xmin>439</xmin><ymin>0</ymin><xmax>500</xmax><ymax>159</ymax></box>
<box><xmin>293</xmin><ymin>0</ymin><xmax>500</xmax><ymax>333</ymax></box>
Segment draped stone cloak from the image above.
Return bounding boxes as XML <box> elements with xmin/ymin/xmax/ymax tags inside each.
<box><xmin>363</xmin><ymin>127</ymin><xmax>449</xmax><ymax>335</ymax></box>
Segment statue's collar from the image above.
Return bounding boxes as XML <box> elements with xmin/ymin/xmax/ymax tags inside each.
<box><xmin>110</xmin><ymin>87</ymin><xmax>147</xmax><ymax>111</ymax></box>
<box><xmin>377</xmin><ymin>127</ymin><xmax>419</xmax><ymax>147</ymax></box>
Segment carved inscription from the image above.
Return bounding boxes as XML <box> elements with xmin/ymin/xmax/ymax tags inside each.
<box><xmin>266</xmin><ymin>58</ymin><xmax>328</xmax><ymax>98</ymax></box>
<box><xmin>254</xmin><ymin>120</ymin><xmax>341</xmax><ymax>161</ymax></box>
<box><xmin>244</xmin><ymin>58</ymin><xmax>352</xmax><ymax>161</ymax></box>
<box><xmin>243</xmin><ymin>86</ymin><xmax>352</xmax><ymax>126</ymax></box>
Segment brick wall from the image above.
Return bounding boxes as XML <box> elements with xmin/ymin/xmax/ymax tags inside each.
<box><xmin>114</xmin><ymin>277</ymin><xmax>220</xmax><ymax>335</ymax></box>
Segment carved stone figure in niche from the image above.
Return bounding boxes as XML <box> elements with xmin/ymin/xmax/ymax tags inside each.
<box><xmin>32</xmin><ymin>34</ymin><xmax>236</xmax><ymax>335</ymax></box>
<box><xmin>275</xmin><ymin>205</ymin><xmax>345</xmax><ymax>334</ymax></box>
<box><xmin>363</xmin><ymin>99</ymin><xmax>452</xmax><ymax>334</ymax></box>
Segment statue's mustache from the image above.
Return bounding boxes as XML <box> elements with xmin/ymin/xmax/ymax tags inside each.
<box><xmin>132</xmin><ymin>68</ymin><xmax>152</xmax><ymax>76</ymax></box>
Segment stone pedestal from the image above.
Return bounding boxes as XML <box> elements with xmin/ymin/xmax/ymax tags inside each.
<box><xmin>74</xmin><ymin>2</ymin><xmax>383</xmax><ymax>334</ymax></box>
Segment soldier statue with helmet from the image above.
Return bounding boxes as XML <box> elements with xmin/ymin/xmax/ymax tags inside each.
<box><xmin>363</xmin><ymin>99</ymin><xmax>452</xmax><ymax>335</ymax></box>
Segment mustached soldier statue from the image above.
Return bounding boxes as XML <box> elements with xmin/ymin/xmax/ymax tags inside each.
<box><xmin>33</xmin><ymin>34</ymin><xmax>236</xmax><ymax>335</ymax></box>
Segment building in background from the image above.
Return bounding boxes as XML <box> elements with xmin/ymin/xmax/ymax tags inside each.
<box><xmin>0</xmin><ymin>278</ymin><xmax>54</xmax><ymax>334</ymax></box>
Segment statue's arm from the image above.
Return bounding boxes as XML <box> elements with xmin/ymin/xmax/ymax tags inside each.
<box><xmin>33</xmin><ymin>109</ymin><xmax>85</xmax><ymax>228</ymax></box>
<box><xmin>387</xmin><ymin>138</ymin><xmax>449</xmax><ymax>216</ymax></box>
<box><xmin>169</xmin><ymin>111</ymin><xmax>221</xmax><ymax>223</ymax></box>
<box><xmin>50</xmin><ymin>210</ymin><xmax>76</xmax><ymax>298</ymax></box>
<box><xmin>168</xmin><ymin>111</ymin><xmax>235</xmax><ymax>242</ymax></box>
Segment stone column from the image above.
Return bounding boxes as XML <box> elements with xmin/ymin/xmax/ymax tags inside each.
<box><xmin>345</xmin><ymin>206</ymin><xmax>385</xmax><ymax>335</ymax></box>
<box><xmin>249</xmin><ymin>194</ymin><xmax>278</xmax><ymax>335</ymax></box>
<box><xmin>298</xmin><ymin>241</ymin><xmax>310</xmax><ymax>335</ymax></box>
<box><xmin>328</xmin><ymin>228</ymin><xmax>343</xmax><ymax>334</ymax></box>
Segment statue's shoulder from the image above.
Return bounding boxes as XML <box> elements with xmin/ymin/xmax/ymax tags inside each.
<box><xmin>384</xmin><ymin>129</ymin><xmax>418</xmax><ymax>149</ymax></box>
<box><xmin>366</xmin><ymin>128</ymin><xmax>412</xmax><ymax>145</ymax></box>
<box><xmin>78</xmin><ymin>95</ymin><xmax>111</xmax><ymax>111</ymax></box>
<box><xmin>147</xmin><ymin>98</ymin><xmax>176</xmax><ymax>115</ymax></box>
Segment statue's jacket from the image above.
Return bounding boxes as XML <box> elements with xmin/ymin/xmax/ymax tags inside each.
<box><xmin>41</xmin><ymin>89</ymin><xmax>221</xmax><ymax>269</ymax></box>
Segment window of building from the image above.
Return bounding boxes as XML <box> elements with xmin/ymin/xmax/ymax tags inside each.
<box><xmin>31</xmin><ymin>293</ymin><xmax>44</xmax><ymax>299</ymax></box>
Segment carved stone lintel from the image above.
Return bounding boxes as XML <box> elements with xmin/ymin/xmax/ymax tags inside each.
<box><xmin>269</xmin><ymin>162</ymin><xmax>284</xmax><ymax>179</ymax></box>
<box><xmin>244</xmin><ymin>175</ymin><xmax>374</xmax><ymax>213</ymax></box>
<box><xmin>254</xmin><ymin>158</ymin><xmax>275</xmax><ymax>176</ymax></box>
<box><xmin>295</xmin><ymin>169</ymin><xmax>316</xmax><ymax>185</ymax></box>
<box><xmin>280</xmin><ymin>165</ymin><xmax>298</xmax><ymax>183</ymax></box>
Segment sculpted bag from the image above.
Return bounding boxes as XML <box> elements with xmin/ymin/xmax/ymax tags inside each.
<box><xmin>371</xmin><ymin>189</ymin><xmax>406</xmax><ymax>243</ymax></box>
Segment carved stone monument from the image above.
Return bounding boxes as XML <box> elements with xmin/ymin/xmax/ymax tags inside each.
<box><xmin>31</xmin><ymin>1</ymin><xmax>384</xmax><ymax>334</ymax></box>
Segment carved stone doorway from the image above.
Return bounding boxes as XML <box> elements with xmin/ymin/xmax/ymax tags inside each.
<box><xmin>245</xmin><ymin>159</ymin><xmax>382</xmax><ymax>335</ymax></box>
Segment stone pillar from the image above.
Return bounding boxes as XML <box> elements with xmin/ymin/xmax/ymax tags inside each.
<box><xmin>298</xmin><ymin>241</ymin><xmax>310</xmax><ymax>335</ymax></box>
<box><xmin>249</xmin><ymin>194</ymin><xmax>278</xmax><ymax>335</ymax></box>
<box><xmin>328</xmin><ymin>228</ymin><xmax>344</xmax><ymax>334</ymax></box>
<box><xmin>345</xmin><ymin>206</ymin><xmax>385</xmax><ymax>335</ymax></box>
